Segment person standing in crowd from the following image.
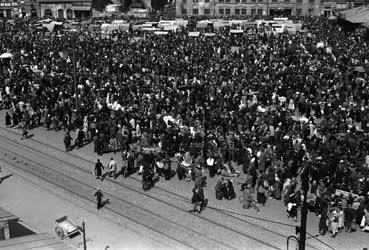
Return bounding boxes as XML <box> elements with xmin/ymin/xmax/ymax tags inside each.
<box><xmin>330</xmin><ymin>210</ymin><xmax>340</xmax><ymax>238</ymax></box>
<box><xmin>318</xmin><ymin>209</ymin><xmax>329</xmax><ymax>235</ymax></box>
<box><xmin>257</xmin><ymin>179</ymin><xmax>268</xmax><ymax>206</ymax></box>
<box><xmin>63</xmin><ymin>131</ymin><xmax>72</xmax><ymax>152</ymax></box>
<box><xmin>344</xmin><ymin>203</ymin><xmax>355</xmax><ymax>232</ymax></box>
<box><xmin>287</xmin><ymin>191</ymin><xmax>301</xmax><ymax>222</ymax></box>
<box><xmin>5</xmin><ymin>112</ymin><xmax>11</xmax><ymax>127</ymax></box>
<box><xmin>94</xmin><ymin>159</ymin><xmax>104</xmax><ymax>181</ymax></box>
<box><xmin>108</xmin><ymin>158</ymin><xmax>117</xmax><ymax>178</ymax></box>
<box><xmin>240</xmin><ymin>183</ymin><xmax>259</xmax><ymax>212</ymax></box>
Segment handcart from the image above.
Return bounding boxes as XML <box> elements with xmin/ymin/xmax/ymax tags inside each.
<box><xmin>55</xmin><ymin>216</ymin><xmax>82</xmax><ymax>239</ymax></box>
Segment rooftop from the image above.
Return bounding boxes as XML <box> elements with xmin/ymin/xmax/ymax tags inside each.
<box><xmin>0</xmin><ymin>207</ymin><xmax>18</xmax><ymax>222</ymax></box>
<box><xmin>0</xmin><ymin>233</ymin><xmax>75</xmax><ymax>250</ymax></box>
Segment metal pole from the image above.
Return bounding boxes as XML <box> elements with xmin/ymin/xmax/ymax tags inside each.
<box><xmin>203</xmin><ymin>86</ymin><xmax>208</xmax><ymax>162</ymax></box>
<box><xmin>82</xmin><ymin>221</ymin><xmax>87</xmax><ymax>250</ymax></box>
<box><xmin>299</xmin><ymin>163</ymin><xmax>310</xmax><ymax>250</ymax></box>
<box><xmin>73</xmin><ymin>34</ymin><xmax>78</xmax><ymax>109</ymax></box>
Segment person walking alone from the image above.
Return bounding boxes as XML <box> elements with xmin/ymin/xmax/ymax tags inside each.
<box><xmin>190</xmin><ymin>186</ymin><xmax>207</xmax><ymax>214</ymax></box>
<box><xmin>94</xmin><ymin>159</ymin><xmax>104</xmax><ymax>181</ymax></box>
<box><xmin>94</xmin><ymin>188</ymin><xmax>103</xmax><ymax>210</ymax></box>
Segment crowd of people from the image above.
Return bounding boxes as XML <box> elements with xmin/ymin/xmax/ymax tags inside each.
<box><xmin>1</xmin><ymin>16</ymin><xmax>369</xmax><ymax>238</ymax></box>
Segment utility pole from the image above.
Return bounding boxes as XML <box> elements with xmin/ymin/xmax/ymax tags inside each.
<box><xmin>298</xmin><ymin>162</ymin><xmax>311</xmax><ymax>250</ymax></box>
<box><xmin>202</xmin><ymin>85</ymin><xmax>208</xmax><ymax>162</ymax></box>
<box><xmin>72</xmin><ymin>33</ymin><xmax>78</xmax><ymax>110</ymax></box>
<box><xmin>82</xmin><ymin>221</ymin><xmax>87</xmax><ymax>250</ymax></box>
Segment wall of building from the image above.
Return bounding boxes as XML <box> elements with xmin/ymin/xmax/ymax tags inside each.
<box><xmin>22</xmin><ymin>0</ymin><xmax>91</xmax><ymax>18</ymax></box>
<box><xmin>0</xmin><ymin>1</ymin><xmax>21</xmax><ymax>18</ymax></box>
<box><xmin>175</xmin><ymin>0</ymin><xmax>361</xmax><ymax>16</ymax></box>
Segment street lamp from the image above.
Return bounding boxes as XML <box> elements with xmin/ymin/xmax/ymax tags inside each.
<box><xmin>82</xmin><ymin>221</ymin><xmax>87</xmax><ymax>250</ymax></box>
<box><xmin>287</xmin><ymin>158</ymin><xmax>311</xmax><ymax>250</ymax></box>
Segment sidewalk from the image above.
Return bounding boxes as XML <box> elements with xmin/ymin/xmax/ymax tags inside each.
<box><xmin>0</xmin><ymin>166</ymin><xmax>168</xmax><ymax>250</ymax></box>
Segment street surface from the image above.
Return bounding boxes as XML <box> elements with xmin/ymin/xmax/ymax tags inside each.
<box><xmin>0</xmin><ymin>110</ymin><xmax>368</xmax><ymax>250</ymax></box>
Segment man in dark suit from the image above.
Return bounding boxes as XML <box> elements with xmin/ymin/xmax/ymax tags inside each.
<box><xmin>94</xmin><ymin>188</ymin><xmax>103</xmax><ymax>209</ymax></box>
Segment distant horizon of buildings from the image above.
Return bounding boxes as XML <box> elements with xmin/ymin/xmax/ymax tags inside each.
<box><xmin>0</xmin><ymin>0</ymin><xmax>367</xmax><ymax>19</ymax></box>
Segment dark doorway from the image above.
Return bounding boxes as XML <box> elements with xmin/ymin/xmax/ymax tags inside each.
<box><xmin>44</xmin><ymin>9</ymin><xmax>53</xmax><ymax>18</ymax></box>
<box><xmin>57</xmin><ymin>9</ymin><xmax>64</xmax><ymax>19</ymax></box>
<box><xmin>66</xmin><ymin>9</ymin><xmax>73</xmax><ymax>19</ymax></box>
<box><xmin>269</xmin><ymin>9</ymin><xmax>292</xmax><ymax>16</ymax></box>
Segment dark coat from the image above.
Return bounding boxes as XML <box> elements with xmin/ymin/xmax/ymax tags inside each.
<box><xmin>94</xmin><ymin>190</ymin><xmax>103</xmax><ymax>202</ymax></box>
<box><xmin>5</xmin><ymin>113</ymin><xmax>11</xmax><ymax>126</ymax></box>
<box><xmin>94</xmin><ymin>162</ymin><xmax>104</xmax><ymax>176</ymax></box>
<box><xmin>191</xmin><ymin>187</ymin><xmax>204</xmax><ymax>204</ymax></box>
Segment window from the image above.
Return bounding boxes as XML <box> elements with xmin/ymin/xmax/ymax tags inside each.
<box><xmin>241</xmin><ymin>8</ymin><xmax>247</xmax><ymax>15</ymax></box>
<box><xmin>251</xmin><ymin>0</ymin><xmax>256</xmax><ymax>2</ymax></box>
<box><xmin>183</xmin><ymin>0</ymin><xmax>186</xmax><ymax>3</ymax></box>
<box><xmin>297</xmin><ymin>0</ymin><xmax>302</xmax><ymax>2</ymax></box>
<box><xmin>296</xmin><ymin>8</ymin><xmax>302</xmax><ymax>15</ymax></box>
<box><xmin>241</xmin><ymin>0</ymin><xmax>246</xmax><ymax>2</ymax></box>
<box><xmin>204</xmin><ymin>8</ymin><xmax>210</xmax><ymax>14</ymax></box>
<box><xmin>205</xmin><ymin>0</ymin><xmax>210</xmax><ymax>2</ymax></box>
<box><xmin>309</xmin><ymin>8</ymin><xmax>314</xmax><ymax>14</ymax></box>
<box><xmin>219</xmin><ymin>8</ymin><xmax>224</xmax><ymax>14</ymax></box>
<box><xmin>182</xmin><ymin>8</ymin><xmax>187</xmax><ymax>14</ymax></box>
<box><xmin>225</xmin><ymin>0</ymin><xmax>230</xmax><ymax>2</ymax></box>
<box><xmin>219</xmin><ymin>0</ymin><xmax>224</xmax><ymax>2</ymax></box>
<box><xmin>251</xmin><ymin>8</ymin><xmax>256</xmax><ymax>15</ymax></box>
<box><xmin>272</xmin><ymin>0</ymin><xmax>277</xmax><ymax>2</ymax></box>
<box><xmin>257</xmin><ymin>8</ymin><xmax>263</xmax><ymax>15</ymax></box>
<box><xmin>235</xmin><ymin>8</ymin><xmax>240</xmax><ymax>15</ymax></box>
<box><xmin>258</xmin><ymin>0</ymin><xmax>263</xmax><ymax>2</ymax></box>
<box><xmin>225</xmin><ymin>8</ymin><xmax>231</xmax><ymax>15</ymax></box>
<box><xmin>309</xmin><ymin>0</ymin><xmax>314</xmax><ymax>2</ymax></box>
<box><xmin>284</xmin><ymin>0</ymin><xmax>290</xmax><ymax>2</ymax></box>
<box><xmin>193</xmin><ymin>8</ymin><xmax>198</xmax><ymax>14</ymax></box>
<box><xmin>235</xmin><ymin>0</ymin><xmax>240</xmax><ymax>2</ymax></box>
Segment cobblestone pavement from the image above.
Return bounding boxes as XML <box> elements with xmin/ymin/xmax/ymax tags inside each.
<box><xmin>0</xmin><ymin>111</ymin><xmax>368</xmax><ymax>250</ymax></box>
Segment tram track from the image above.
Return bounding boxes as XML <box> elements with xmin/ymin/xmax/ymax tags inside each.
<box><xmin>0</xmin><ymin>141</ymin><xmax>238</xmax><ymax>250</ymax></box>
<box><xmin>0</xmin><ymin>126</ymin><xmax>330</xmax><ymax>250</ymax></box>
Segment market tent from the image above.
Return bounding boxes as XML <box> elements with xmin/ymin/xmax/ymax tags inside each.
<box><xmin>101</xmin><ymin>23</ymin><xmax>130</xmax><ymax>33</ymax></box>
<box><xmin>188</xmin><ymin>32</ymin><xmax>200</xmax><ymax>37</ymax></box>
<box><xmin>0</xmin><ymin>52</ymin><xmax>13</xmax><ymax>59</ymax></box>
<box><xmin>42</xmin><ymin>21</ymin><xmax>63</xmax><ymax>32</ymax></box>
<box><xmin>341</xmin><ymin>5</ymin><xmax>369</xmax><ymax>24</ymax></box>
<box><xmin>196</xmin><ymin>22</ymin><xmax>210</xmax><ymax>29</ymax></box>
<box><xmin>204</xmin><ymin>33</ymin><xmax>216</xmax><ymax>37</ymax></box>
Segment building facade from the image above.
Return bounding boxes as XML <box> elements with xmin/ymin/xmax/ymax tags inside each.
<box><xmin>23</xmin><ymin>0</ymin><xmax>92</xmax><ymax>18</ymax></box>
<box><xmin>176</xmin><ymin>0</ymin><xmax>368</xmax><ymax>16</ymax></box>
<box><xmin>0</xmin><ymin>1</ymin><xmax>22</xmax><ymax>18</ymax></box>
